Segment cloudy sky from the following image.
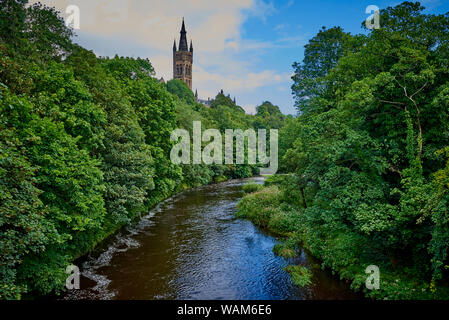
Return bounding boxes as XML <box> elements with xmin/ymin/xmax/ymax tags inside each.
<box><xmin>31</xmin><ymin>0</ymin><xmax>449</xmax><ymax>115</ymax></box>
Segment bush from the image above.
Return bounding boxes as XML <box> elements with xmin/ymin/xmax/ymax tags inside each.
<box><xmin>273</xmin><ymin>242</ymin><xmax>297</xmax><ymax>259</ymax></box>
<box><xmin>264</xmin><ymin>174</ymin><xmax>288</xmax><ymax>186</ymax></box>
<box><xmin>285</xmin><ymin>265</ymin><xmax>312</xmax><ymax>287</ymax></box>
<box><xmin>236</xmin><ymin>187</ymin><xmax>280</xmax><ymax>227</ymax></box>
<box><xmin>242</xmin><ymin>182</ymin><xmax>264</xmax><ymax>193</ymax></box>
<box><xmin>267</xmin><ymin>207</ymin><xmax>300</xmax><ymax>235</ymax></box>
<box><xmin>237</xmin><ymin>186</ymin><xmax>301</xmax><ymax>236</ymax></box>
<box><xmin>214</xmin><ymin>175</ymin><xmax>228</xmax><ymax>183</ymax></box>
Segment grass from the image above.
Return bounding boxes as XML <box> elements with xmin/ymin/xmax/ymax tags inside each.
<box><xmin>214</xmin><ymin>175</ymin><xmax>228</xmax><ymax>183</ymax></box>
<box><xmin>236</xmin><ymin>180</ymin><xmax>449</xmax><ymax>299</ymax></box>
<box><xmin>235</xmin><ymin>186</ymin><xmax>280</xmax><ymax>227</ymax></box>
<box><xmin>242</xmin><ymin>182</ymin><xmax>264</xmax><ymax>194</ymax></box>
<box><xmin>284</xmin><ymin>265</ymin><xmax>313</xmax><ymax>287</ymax></box>
<box><xmin>273</xmin><ymin>242</ymin><xmax>297</xmax><ymax>259</ymax></box>
<box><xmin>236</xmin><ymin>186</ymin><xmax>299</xmax><ymax>236</ymax></box>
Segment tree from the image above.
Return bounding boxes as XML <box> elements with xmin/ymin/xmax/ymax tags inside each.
<box><xmin>254</xmin><ymin>101</ymin><xmax>284</xmax><ymax>130</ymax></box>
<box><xmin>166</xmin><ymin>79</ymin><xmax>195</xmax><ymax>104</ymax></box>
<box><xmin>210</xmin><ymin>92</ymin><xmax>245</xmax><ymax>113</ymax></box>
<box><xmin>0</xmin><ymin>0</ymin><xmax>28</xmax><ymax>50</ymax></box>
<box><xmin>66</xmin><ymin>48</ymin><xmax>154</xmax><ymax>225</ymax></box>
<box><xmin>0</xmin><ymin>111</ymin><xmax>51</xmax><ymax>299</ymax></box>
<box><xmin>285</xmin><ymin>1</ymin><xmax>449</xmax><ymax>297</ymax></box>
<box><xmin>0</xmin><ymin>0</ymin><xmax>282</xmax><ymax>299</ymax></box>
<box><xmin>291</xmin><ymin>26</ymin><xmax>360</xmax><ymax>115</ymax></box>
<box><xmin>25</xmin><ymin>2</ymin><xmax>74</xmax><ymax>60</ymax></box>
<box><xmin>102</xmin><ymin>56</ymin><xmax>182</xmax><ymax>205</ymax></box>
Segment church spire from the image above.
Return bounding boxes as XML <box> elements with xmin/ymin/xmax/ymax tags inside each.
<box><xmin>179</xmin><ymin>18</ymin><xmax>188</xmax><ymax>51</ymax></box>
<box><xmin>181</xmin><ymin>17</ymin><xmax>186</xmax><ymax>32</ymax></box>
<box><xmin>173</xmin><ymin>18</ymin><xmax>193</xmax><ymax>90</ymax></box>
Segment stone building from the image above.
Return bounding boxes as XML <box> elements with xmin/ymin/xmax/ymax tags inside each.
<box><xmin>173</xmin><ymin>18</ymin><xmax>193</xmax><ymax>89</ymax></box>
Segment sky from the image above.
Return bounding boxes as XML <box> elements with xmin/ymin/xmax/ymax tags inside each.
<box><xmin>30</xmin><ymin>0</ymin><xmax>449</xmax><ymax>115</ymax></box>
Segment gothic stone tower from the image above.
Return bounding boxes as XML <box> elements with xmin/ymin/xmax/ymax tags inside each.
<box><xmin>173</xmin><ymin>18</ymin><xmax>193</xmax><ymax>89</ymax></box>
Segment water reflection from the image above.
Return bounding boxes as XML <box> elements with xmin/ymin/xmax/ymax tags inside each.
<box><xmin>62</xmin><ymin>177</ymin><xmax>360</xmax><ymax>300</ymax></box>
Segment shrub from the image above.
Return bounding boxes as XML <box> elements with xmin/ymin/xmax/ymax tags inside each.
<box><xmin>264</xmin><ymin>174</ymin><xmax>288</xmax><ymax>186</ymax></box>
<box><xmin>267</xmin><ymin>208</ymin><xmax>300</xmax><ymax>235</ymax></box>
<box><xmin>242</xmin><ymin>182</ymin><xmax>264</xmax><ymax>193</ymax></box>
<box><xmin>236</xmin><ymin>187</ymin><xmax>280</xmax><ymax>227</ymax></box>
<box><xmin>273</xmin><ymin>242</ymin><xmax>297</xmax><ymax>259</ymax></box>
<box><xmin>285</xmin><ymin>265</ymin><xmax>312</xmax><ymax>287</ymax></box>
<box><xmin>214</xmin><ymin>175</ymin><xmax>228</xmax><ymax>183</ymax></box>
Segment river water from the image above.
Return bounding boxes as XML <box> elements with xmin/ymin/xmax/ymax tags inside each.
<box><xmin>62</xmin><ymin>177</ymin><xmax>360</xmax><ymax>300</ymax></box>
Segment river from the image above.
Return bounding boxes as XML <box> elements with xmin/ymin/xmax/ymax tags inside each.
<box><xmin>62</xmin><ymin>177</ymin><xmax>360</xmax><ymax>300</ymax></box>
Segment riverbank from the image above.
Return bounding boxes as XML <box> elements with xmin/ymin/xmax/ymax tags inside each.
<box><xmin>26</xmin><ymin>172</ymin><xmax>254</xmax><ymax>300</ymax></box>
<box><xmin>57</xmin><ymin>177</ymin><xmax>358</xmax><ymax>300</ymax></box>
<box><xmin>236</xmin><ymin>176</ymin><xmax>449</xmax><ymax>300</ymax></box>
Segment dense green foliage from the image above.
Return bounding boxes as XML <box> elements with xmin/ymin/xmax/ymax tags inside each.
<box><xmin>0</xmin><ymin>0</ymin><xmax>287</xmax><ymax>299</ymax></box>
<box><xmin>242</xmin><ymin>182</ymin><xmax>264</xmax><ymax>194</ymax></box>
<box><xmin>284</xmin><ymin>265</ymin><xmax>312</xmax><ymax>287</ymax></box>
<box><xmin>5</xmin><ymin>0</ymin><xmax>446</xmax><ymax>301</ymax></box>
<box><xmin>166</xmin><ymin>79</ymin><xmax>195</xmax><ymax>105</ymax></box>
<box><xmin>237</xmin><ymin>2</ymin><xmax>449</xmax><ymax>299</ymax></box>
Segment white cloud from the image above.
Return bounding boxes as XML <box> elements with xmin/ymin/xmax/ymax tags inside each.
<box><xmin>30</xmin><ymin>0</ymin><xmax>291</xmax><ymax>111</ymax></box>
<box><xmin>277</xmin><ymin>35</ymin><xmax>303</xmax><ymax>44</ymax></box>
<box><xmin>274</xmin><ymin>24</ymin><xmax>287</xmax><ymax>31</ymax></box>
<box><xmin>242</xmin><ymin>104</ymin><xmax>257</xmax><ymax>115</ymax></box>
<box><xmin>193</xmin><ymin>65</ymin><xmax>290</xmax><ymax>100</ymax></box>
<box><xmin>246</xmin><ymin>0</ymin><xmax>277</xmax><ymax>22</ymax></box>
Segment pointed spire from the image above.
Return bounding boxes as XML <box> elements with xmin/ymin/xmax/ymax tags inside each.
<box><xmin>190</xmin><ymin>40</ymin><xmax>193</xmax><ymax>53</ymax></box>
<box><xmin>173</xmin><ymin>39</ymin><xmax>177</xmax><ymax>52</ymax></box>
<box><xmin>181</xmin><ymin>17</ymin><xmax>186</xmax><ymax>33</ymax></box>
<box><xmin>195</xmin><ymin>89</ymin><xmax>198</xmax><ymax>99</ymax></box>
<box><xmin>179</xmin><ymin>17</ymin><xmax>188</xmax><ymax>51</ymax></box>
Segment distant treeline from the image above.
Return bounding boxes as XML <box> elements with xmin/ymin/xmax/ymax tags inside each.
<box><xmin>0</xmin><ymin>0</ymin><xmax>288</xmax><ymax>299</ymax></box>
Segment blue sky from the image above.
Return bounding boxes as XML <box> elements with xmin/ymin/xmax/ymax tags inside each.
<box><xmin>32</xmin><ymin>0</ymin><xmax>449</xmax><ymax>115</ymax></box>
<box><xmin>237</xmin><ymin>0</ymin><xmax>449</xmax><ymax>114</ymax></box>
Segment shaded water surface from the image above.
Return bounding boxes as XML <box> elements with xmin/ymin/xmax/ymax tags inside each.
<box><xmin>63</xmin><ymin>177</ymin><xmax>360</xmax><ymax>300</ymax></box>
